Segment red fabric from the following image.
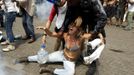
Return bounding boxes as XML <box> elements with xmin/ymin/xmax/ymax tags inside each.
<box><xmin>49</xmin><ymin>5</ymin><xmax>56</xmax><ymax>22</ymax></box>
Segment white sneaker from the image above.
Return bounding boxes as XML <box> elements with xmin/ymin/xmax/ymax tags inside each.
<box><xmin>2</xmin><ymin>45</ymin><xmax>15</xmax><ymax>52</ymax></box>
<box><xmin>1</xmin><ymin>40</ymin><xmax>9</xmax><ymax>45</ymax></box>
<box><xmin>14</xmin><ymin>34</ymin><xmax>22</xmax><ymax>40</ymax></box>
<box><xmin>0</xmin><ymin>31</ymin><xmax>2</xmax><ymax>34</ymax></box>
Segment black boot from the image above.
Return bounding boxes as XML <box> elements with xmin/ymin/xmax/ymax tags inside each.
<box><xmin>15</xmin><ymin>57</ymin><xmax>29</xmax><ymax>63</ymax></box>
<box><xmin>39</xmin><ymin>67</ymin><xmax>54</xmax><ymax>74</ymax></box>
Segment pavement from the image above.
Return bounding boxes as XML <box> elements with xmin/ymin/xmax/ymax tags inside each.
<box><xmin>0</xmin><ymin>17</ymin><xmax>134</xmax><ymax>75</ymax></box>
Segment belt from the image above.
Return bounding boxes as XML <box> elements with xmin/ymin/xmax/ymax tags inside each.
<box><xmin>64</xmin><ymin>53</ymin><xmax>76</xmax><ymax>62</ymax></box>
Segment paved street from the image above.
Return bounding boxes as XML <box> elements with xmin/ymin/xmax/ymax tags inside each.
<box><xmin>0</xmin><ymin>17</ymin><xmax>134</xmax><ymax>75</ymax></box>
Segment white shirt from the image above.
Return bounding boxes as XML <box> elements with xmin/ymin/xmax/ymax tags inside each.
<box><xmin>128</xmin><ymin>3</ymin><xmax>134</xmax><ymax>12</ymax></box>
<box><xmin>4</xmin><ymin>1</ymin><xmax>18</xmax><ymax>13</ymax></box>
<box><xmin>55</xmin><ymin>1</ymin><xmax>67</xmax><ymax>29</ymax></box>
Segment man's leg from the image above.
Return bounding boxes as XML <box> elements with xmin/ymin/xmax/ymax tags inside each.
<box><xmin>86</xmin><ymin>39</ymin><xmax>102</xmax><ymax>49</ymax></box>
<box><xmin>5</xmin><ymin>13</ymin><xmax>15</xmax><ymax>43</ymax></box>
<box><xmin>84</xmin><ymin>39</ymin><xmax>105</xmax><ymax>64</ymax></box>
<box><xmin>84</xmin><ymin>43</ymin><xmax>105</xmax><ymax>64</ymax></box>
<box><xmin>124</xmin><ymin>12</ymin><xmax>134</xmax><ymax>30</ymax></box>
<box><xmin>86</xmin><ymin>60</ymin><xmax>98</xmax><ymax>75</ymax></box>
<box><xmin>54</xmin><ymin>38</ymin><xmax>62</xmax><ymax>51</ymax></box>
<box><xmin>2</xmin><ymin>12</ymin><xmax>16</xmax><ymax>52</ymax></box>
<box><xmin>21</xmin><ymin>8</ymin><xmax>31</xmax><ymax>38</ymax></box>
<box><xmin>26</xmin><ymin>13</ymin><xmax>36</xmax><ymax>43</ymax></box>
<box><xmin>26</xmin><ymin>14</ymin><xmax>35</xmax><ymax>38</ymax></box>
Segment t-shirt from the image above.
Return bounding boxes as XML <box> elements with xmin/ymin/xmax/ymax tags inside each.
<box><xmin>4</xmin><ymin>1</ymin><xmax>18</xmax><ymax>12</ymax></box>
<box><xmin>128</xmin><ymin>3</ymin><xmax>134</xmax><ymax>12</ymax></box>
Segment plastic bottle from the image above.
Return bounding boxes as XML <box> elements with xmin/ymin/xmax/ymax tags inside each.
<box><xmin>37</xmin><ymin>44</ymin><xmax>48</xmax><ymax>64</ymax></box>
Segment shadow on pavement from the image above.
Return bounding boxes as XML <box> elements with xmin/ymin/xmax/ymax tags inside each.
<box><xmin>109</xmin><ymin>48</ymin><xmax>125</xmax><ymax>53</ymax></box>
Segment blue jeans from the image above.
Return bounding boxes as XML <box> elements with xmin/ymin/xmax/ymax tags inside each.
<box><xmin>21</xmin><ymin>8</ymin><xmax>35</xmax><ymax>38</ymax></box>
<box><xmin>0</xmin><ymin>10</ymin><xmax>4</xmax><ymax>27</ymax></box>
<box><xmin>5</xmin><ymin>12</ymin><xmax>17</xmax><ymax>43</ymax></box>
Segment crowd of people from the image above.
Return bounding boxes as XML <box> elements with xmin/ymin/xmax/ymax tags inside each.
<box><xmin>0</xmin><ymin>0</ymin><xmax>36</xmax><ymax>51</ymax></box>
<box><xmin>0</xmin><ymin>0</ymin><xmax>133</xmax><ymax>75</ymax></box>
<box><xmin>103</xmin><ymin>0</ymin><xmax>134</xmax><ymax>31</ymax></box>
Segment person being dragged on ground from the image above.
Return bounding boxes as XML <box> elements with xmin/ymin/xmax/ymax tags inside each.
<box><xmin>16</xmin><ymin>16</ymin><xmax>104</xmax><ymax>75</ymax></box>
